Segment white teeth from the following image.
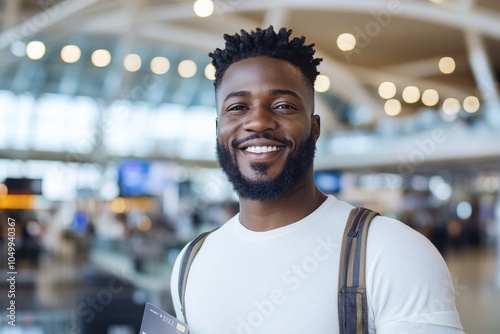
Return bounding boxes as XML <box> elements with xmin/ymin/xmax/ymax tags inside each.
<box><xmin>245</xmin><ymin>146</ymin><xmax>282</xmax><ymax>153</ymax></box>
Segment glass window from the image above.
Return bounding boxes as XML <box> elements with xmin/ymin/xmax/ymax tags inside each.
<box><xmin>32</xmin><ymin>94</ymin><xmax>98</xmax><ymax>152</ymax></box>
<box><xmin>33</xmin><ymin>94</ymin><xmax>67</xmax><ymax>151</ymax></box>
<box><xmin>0</xmin><ymin>90</ymin><xmax>16</xmax><ymax>147</ymax></box>
<box><xmin>64</xmin><ymin>96</ymin><xmax>99</xmax><ymax>153</ymax></box>
<box><xmin>103</xmin><ymin>101</ymin><xmax>154</xmax><ymax>156</ymax></box>
<box><xmin>0</xmin><ymin>92</ymin><xmax>34</xmax><ymax>150</ymax></box>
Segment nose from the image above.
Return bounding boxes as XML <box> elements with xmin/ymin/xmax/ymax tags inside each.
<box><xmin>242</xmin><ymin>106</ymin><xmax>277</xmax><ymax>133</ymax></box>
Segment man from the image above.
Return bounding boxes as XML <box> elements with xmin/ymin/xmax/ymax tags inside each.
<box><xmin>170</xmin><ymin>26</ymin><xmax>463</xmax><ymax>333</ymax></box>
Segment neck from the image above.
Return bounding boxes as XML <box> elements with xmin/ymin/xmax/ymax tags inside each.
<box><xmin>238</xmin><ymin>175</ymin><xmax>327</xmax><ymax>232</ymax></box>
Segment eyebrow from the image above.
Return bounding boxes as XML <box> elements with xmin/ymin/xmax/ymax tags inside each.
<box><xmin>269</xmin><ymin>89</ymin><xmax>300</xmax><ymax>99</ymax></box>
<box><xmin>223</xmin><ymin>89</ymin><xmax>300</xmax><ymax>102</ymax></box>
<box><xmin>223</xmin><ymin>90</ymin><xmax>250</xmax><ymax>102</ymax></box>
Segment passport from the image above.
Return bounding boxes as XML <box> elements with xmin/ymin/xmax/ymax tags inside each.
<box><xmin>139</xmin><ymin>302</ymin><xmax>189</xmax><ymax>334</ymax></box>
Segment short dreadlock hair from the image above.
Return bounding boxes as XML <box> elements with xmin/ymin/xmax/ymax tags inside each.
<box><xmin>209</xmin><ymin>26</ymin><xmax>322</xmax><ymax>91</ymax></box>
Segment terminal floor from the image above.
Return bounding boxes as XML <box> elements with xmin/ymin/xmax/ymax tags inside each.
<box><xmin>445</xmin><ymin>247</ymin><xmax>500</xmax><ymax>334</ymax></box>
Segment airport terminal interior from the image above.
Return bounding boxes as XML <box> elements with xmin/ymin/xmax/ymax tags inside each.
<box><xmin>0</xmin><ymin>0</ymin><xmax>500</xmax><ymax>333</ymax></box>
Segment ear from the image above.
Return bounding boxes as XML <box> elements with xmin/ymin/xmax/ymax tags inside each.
<box><xmin>215</xmin><ymin>117</ymin><xmax>219</xmax><ymax>132</ymax></box>
<box><xmin>311</xmin><ymin>114</ymin><xmax>321</xmax><ymax>142</ymax></box>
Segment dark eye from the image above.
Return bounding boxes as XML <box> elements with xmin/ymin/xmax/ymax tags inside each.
<box><xmin>227</xmin><ymin>105</ymin><xmax>247</xmax><ymax>112</ymax></box>
<box><xmin>274</xmin><ymin>103</ymin><xmax>297</xmax><ymax>111</ymax></box>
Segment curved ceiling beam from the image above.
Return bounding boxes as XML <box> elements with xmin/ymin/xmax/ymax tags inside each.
<box><xmin>0</xmin><ymin>0</ymin><xmax>101</xmax><ymax>51</ymax></box>
<box><xmin>140</xmin><ymin>2</ymin><xmax>195</xmax><ymax>23</ymax></box>
<box><xmin>138</xmin><ymin>23</ymin><xmax>223</xmax><ymax>52</ymax></box>
<box><xmin>1</xmin><ymin>0</ymin><xmax>21</xmax><ymax>30</ymax></box>
<box><xmin>209</xmin><ymin>0</ymin><xmax>500</xmax><ymax>40</ymax></box>
<box><xmin>465</xmin><ymin>31</ymin><xmax>499</xmax><ymax>100</ymax></box>
<box><xmin>465</xmin><ymin>31</ymin><xmax>500</xmax><ymax>126</ymax></box>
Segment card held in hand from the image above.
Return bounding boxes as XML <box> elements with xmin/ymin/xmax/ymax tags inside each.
<box><xmin>139</xmin><ymin>302</ymin><xmax>189</xmax><ymax>334</ymax></box>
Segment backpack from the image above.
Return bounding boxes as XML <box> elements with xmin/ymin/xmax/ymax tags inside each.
<box><xmin>178</xmin><ymin>207</ymin><xmax>378</xmax><ymax>334</ymax></box>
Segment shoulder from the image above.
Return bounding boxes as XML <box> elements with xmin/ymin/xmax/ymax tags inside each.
<box><xmin>368</xmin><ymin>214</ymin><xmax>435</xmax><ymax>254</ymax></box>
<box><xmin>366</xmin><ymin>214</ymin><xmax>445</xmax><ymax>274</ymax></box>
<box><xmin>366</xmin><ymin>213</ymin><xmax>447</xmax><ymax>281</ymax></box>
<box><xmin>365</xmin><ymin>215</ymin><xmax>463</xmax><ymax>332</ymax></box>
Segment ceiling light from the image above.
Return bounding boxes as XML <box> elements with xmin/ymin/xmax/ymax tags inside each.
<box><xmin>442</xmin><ymin>98</ymin><xmax>460</xmax><ymax>115</ymax></box>
<box><xmin>378</xmin><ymin>81</ymin><xmax>396</xmax><ymax>99</ymax></box>
<box><xmin>402</xmin><ymin>86</ymin><xmax>420</xmax><ymax>104</ymax></box>
<box><xmin>26</xmin><ymin>41</ymin><xmax>46</xmax><ymax>60</ymax></box>
<box><xmin>422</xmin><ymin>89</ymin><xmax>439</xmax><ymax>106</ymax></box>
<box><xmin>384</xmin><ymin>99</ymin><xmax>402</xmax><ymax>116</ymax></box>
<box><xmin>463</xmin><ymin>96</ymin><xmax>480</xmax><ymax>113</ymax></box>
<box><xmin>336</xmin><ymin>33</ymin><xmax>356</xmax><ymax>51</ymax></box>
<box><xmin>439</xmin><ymin>57</ymin><xmax>455</xmax><ymax>74</ymax></box>
<box><xmin>314</xmin><ymin>75</ymin><xmax>331</xmax><ymax>93</ymax></box>
<box><xmin>151</xmin><ymin>57</ymin><xmax>170</xmax><ymax>75</ymax></box>
<box><xmin>204</xmin><ymin>63</ymin><xmax>215</xmax><ymax>80</ymax></box>
<box><xmin>193</xmin><ymin>0</ymin><xmax>214</xmax><ymax>17</ymax></box>
<box><xmin>124</xmin><ymin>53</ymin><xmax>142</xmax><ymax>72</ymax></box>
<box><xmin>429</xmin><ymin>0</ymin><xmax>445</xmax><ymax>3</ymax></box>
<box><xmin>178</xmin><ymin>60</ymin><xmax>197</xmax><ymax>78</ymax></box>
<box><xmin>91</xmin><ymin>49</ymin><xmax>112</xmax><ymax>68</ymax></box>
<box><xmin>61</xmin><ymin>45</ymin><xmax>81</xmax><ymax>63</ymax></box>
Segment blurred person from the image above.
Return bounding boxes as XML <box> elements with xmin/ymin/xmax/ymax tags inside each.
<box><xmin>432</xmin><ymin>220</ymin><xmax>450</xmax><ymax>256</ymax></box>
<box><xmin>447</xmin><ymin>217</ymin><xmax>466</xmax><ymax>251</ymax></box>
<box><xmin>170</xmin><ymin>26</ymin><xmax>463</xmax><ymax>333</ymax></box>
<box><xmin>19</xmin><ymin>217</ymin><xmax>43</xmax><ymax>267</ymax></box>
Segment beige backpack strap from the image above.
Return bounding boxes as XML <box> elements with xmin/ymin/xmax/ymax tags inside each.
<box><xmin>178</xmin><ymin>230</ymin><xmax>213</xmax><ymax>323</ymax></box>
<box><xmin>338</xmin><ymin>207</ymin><xmax>379</xmax><ymax>334</ymax></box>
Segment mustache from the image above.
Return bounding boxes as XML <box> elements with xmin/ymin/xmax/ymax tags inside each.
<box><xmin>232</xmin><ymin>133</ymin><xmax>291</xmax><ymax>149</ymax></box>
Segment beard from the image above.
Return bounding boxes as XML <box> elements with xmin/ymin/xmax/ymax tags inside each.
<box><xmin>216</xmin><ymin>131</ymin><xmax>316</xmax><ymax>201</ymax></box>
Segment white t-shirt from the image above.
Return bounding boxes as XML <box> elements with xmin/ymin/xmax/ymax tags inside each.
<box><xmin>170</xmin><ymin>196</ymin><xmax>464</xmax><ymax>334</ymax></box>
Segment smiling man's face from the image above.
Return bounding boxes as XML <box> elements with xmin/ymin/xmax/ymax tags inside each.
<box><xmin>215</xmin><ymin>56</ymin><xmax>320</xmax><ymax>201</ymax></box>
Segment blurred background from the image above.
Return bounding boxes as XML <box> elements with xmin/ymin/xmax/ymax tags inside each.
<box><xmin>0</xmin><ymin>0</ymin><xmax>499</xmax><ymax>333</ymax></box>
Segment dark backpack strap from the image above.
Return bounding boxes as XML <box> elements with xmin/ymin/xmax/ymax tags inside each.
<box><xmin>178</xmin><ymin>230</ymin><xmax>214</xmax><ymax>323</ymax></box>
<box><xmin>338</xmin><ymin>207</ymin><xmax>379</xmax><ymax>334</ymax></box>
